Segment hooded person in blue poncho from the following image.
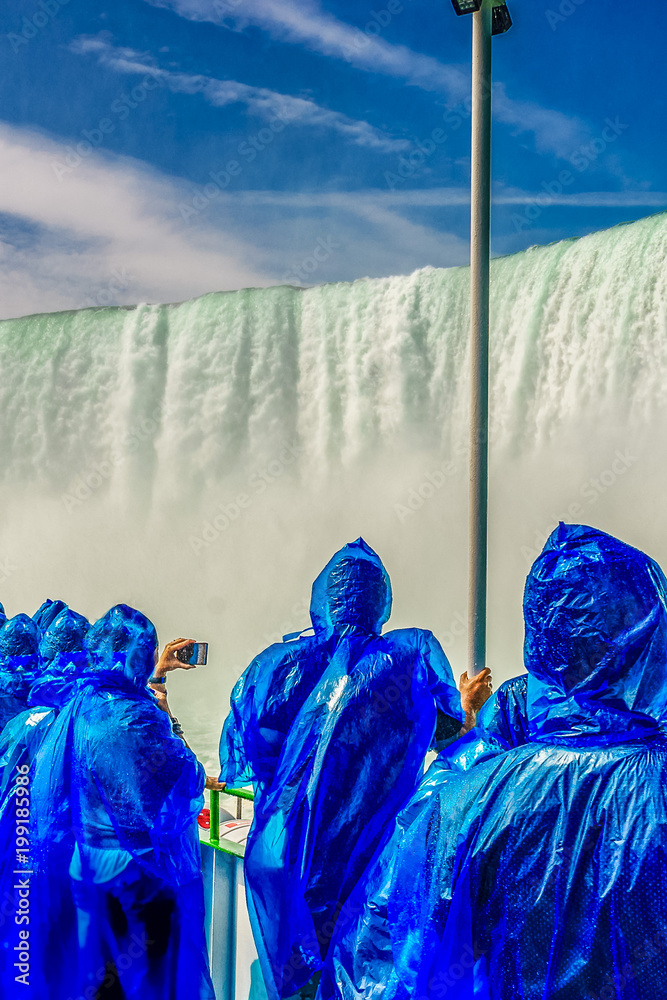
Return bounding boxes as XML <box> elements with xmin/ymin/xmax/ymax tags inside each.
<box><xmin>0</xmin><ymin>608</ymin><xmax>90</xmax><ymax>790</ymax></box>
<box><xmin>30</xmin><ymin>604</ymin><xmax>215</xmax><ymax>1000</ymax></box>
<box><xmin>385</xmin><ymin>524</ymin><xmax>667</xmax><ymax>1000</ymax></box>
<box><xmin>0</xmin><ymin>607</ymin><xmax>90</xmax><ymax>800</ymax></box>
<box><xmin>220</xmin><ymin>538</ymin><xmax>490</xmax><ymax>1000</ymax></box>
<box><xmin>0</xmin><ymin>614</ymin><xmax>42</xmax><ymax>734</ymax></box>
<box><xmin>0</xmin><ymin>608</ymin><xmax>90</xmax><ymax>998</ymax></box>
<box><xmin>217</xmin><ymin>538</ymin><xmax>401</xmax><ymax>796</ymax></box>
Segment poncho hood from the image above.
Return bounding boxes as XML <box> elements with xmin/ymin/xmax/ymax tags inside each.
<box><xmin>309</xmin><ymin>537</ymin><xmax>392</xmax><ymax>634</ymax></box>
<box><xmin>38</xmin><ymin>608</ymin><xmax>90</xmax><ymax>665</ymax></box>
<box><xmin>0</xmin><ymin>614</ymin><xmax>42</xmax><ymax>714</ymax></box>
<box><xmin>0</xmin><ymin>613</ymin><xmax>41</xmax><ymax>673</ymax></box>
<box><xmin>524</xmin><ymin>523</ymin><xmax>667</xmax><ymax>743</ymax></box>
<box><xmin>84</xmin><ymin>604</ymin><xmax>157</xmax><ymax>689</ymax></box>
<box><xmin>30</xmin><ymin>609</ymin><xmax>91</xmax><ymax>708</ymax></box>
<box><xmin>32</xmin><ymin>599</ymin><xmax>68</xmax><ymax>633</ymax></box>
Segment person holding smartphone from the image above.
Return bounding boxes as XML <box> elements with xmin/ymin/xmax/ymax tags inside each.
<box><xmin>148</xmin><ymin>637</ymin><xmax>224</xmax><ymax>791</ymax></box>
<box><xmin>30</xmin><ymin>606</ymin><xmax>216</xmax><ymax>1000</ymax></box>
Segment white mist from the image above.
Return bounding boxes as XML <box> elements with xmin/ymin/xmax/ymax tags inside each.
<box><xmin>1</xmin><ymin>212</ymin><xmax>666</xmax><ymax>769</ymax></box>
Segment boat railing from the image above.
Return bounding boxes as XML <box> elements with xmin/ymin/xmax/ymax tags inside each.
<box><xmin>205</xmin><ymin>786</ymin><xmax>255</xmax><ymax>857</ymax></box>
<box><xmin>199</xmin><ymin>786</ymin><xmax>260</xmax><ymax>1000</ymax></box>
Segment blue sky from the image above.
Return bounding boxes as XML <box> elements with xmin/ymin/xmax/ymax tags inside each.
<box><xmin>0</xmin><ymin>0</ymin><xmax>665</xmax><ymax>317</ymax></box>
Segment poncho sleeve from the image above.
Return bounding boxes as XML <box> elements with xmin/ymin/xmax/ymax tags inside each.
<box><xmin>476</xmin><ymin>674</ymin><xmax>529</xmax><ymax>749</ymax></box>
<box><xmin>219</xmin><ymin>684</ymin><xmax>256</xmax><ymax>788</ymax></box>
<box><xmin>417</xmin><ymin>631</ymin><xmax>464</xmax><ymax>750</ymax></box>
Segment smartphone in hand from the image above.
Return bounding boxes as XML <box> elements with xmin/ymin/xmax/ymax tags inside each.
<box><xmin>176</xmin><ymin>642</ymin><xmax>209</xmax><ymax>666</ymax></box>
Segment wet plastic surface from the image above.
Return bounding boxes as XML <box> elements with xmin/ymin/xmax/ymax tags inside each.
<box><xmin>22</xmin><ymin>604</ymin><xmax>214</xmax><ymax>999</ymax></box>
<box><xmin>389</xmin><ymin>525</ymin><xmax>667</xmax><ymax>1000</ymax></box>
<box><xmin>0</xmin><ymin>613</ymin><xmax>41</xmax><ymax>732</ymax></box>
<box><xmin>221</xmin><ymin>539</ymin><xmax>463</xmax><ymax>1000</ymax></box>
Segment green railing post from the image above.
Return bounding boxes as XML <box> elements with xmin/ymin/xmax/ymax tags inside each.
<box><xmin>200</xmin><ymin>787</ymin><xmax>254</xmax><ymax>858</ymax></box>
<box><xmin>210</xmin><ymin>788</ymin><xmax>220</xmax><ymax>847</ymax></box>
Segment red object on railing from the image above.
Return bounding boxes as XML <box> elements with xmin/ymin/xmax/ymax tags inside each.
<box><xmin>198</xmin><ymin>808</ymin><xmax>211</xmax><ymax>830</ymax></box>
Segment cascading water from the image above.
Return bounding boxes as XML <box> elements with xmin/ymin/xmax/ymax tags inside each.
<box><xmin>1</xmin><ymin>211</ymin><xmax>666</xmax><ymax>770</ymax></box>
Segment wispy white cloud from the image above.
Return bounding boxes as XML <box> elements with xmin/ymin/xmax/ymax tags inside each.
<box><xmin>2</xmin><ymin>103</ymin><xmax>659</xmax><ymax>321</ymax></box>
<box><xmin>143</xmin><ymin>0</ymin><xmax>590</xmax><ymax>159</ymax></box>
<box><xmin>0</xmin><ymin>122</ymin><xmax>267</xmax><ymax>319</ymax></box>
<box><xmin>0</xmin><ymin>121</ymin><xmax>474</xmax><ymax>319</ymax></box>
<box><xmin>146</xmin><ymin>0</ymin><xmax>467</xmax><ymax>95</ymax></box>
<box><xmin>70</xmin><ymin>35</ymin><xmax>411</xmax><ymax>153</ymax></box>
<box><xmin>491</xmin><ymin>85</ymin><xmax>587</xmax><ymax>160</ymax></box>
<box><xmin>494</xmin><ymin>190</ymin><xmax>667</xmax><ymax>208</ymax></box>
<box><xmin>172</xmin><ymin>186</ymin><xmax>667</xmax><ymax>210</ymax></box>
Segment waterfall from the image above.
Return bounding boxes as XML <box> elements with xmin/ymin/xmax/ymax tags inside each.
<box><xmin>2</xmin><ymin>211</ymin><xmax>666</xmax><ymax>768</ymax></box>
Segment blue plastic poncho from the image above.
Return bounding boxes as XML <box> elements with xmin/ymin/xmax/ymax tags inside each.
<box><xmin>219</xmin><ymin>539</ymin><xmax>394</xmax><ymax>794</ymax></box>
<box><xmin>317</xmin><ymin>744</ymin><xmax>467</xmax><ymax>1000</ymax></box>
<box><xmin>0</xmin><ymin>614</ymin><xmax>41</xmax><ymax>733</ymax></box>
<box><xmin>317</xmin><ymin>674</ymin><xmax>531</xmax><ymax>1000</ymax></box>
<box><xmin>224</xmin><ymin>538</ymin><xmax>463</xmax><ymax>1000</ymax></box>
<box><xmin>32</xmin><ymin>597</ymin><xmax>67</xmax><ymax>633</ymax></box>
<box><xmin>29</xmin><ymin>604</ymin><xmax>214</xmax><ymax>1000</ymax></box>
<box><xmin>0</xmin><ymin>609</ymin><xmax>89</xmax><ymax>998</ymax></box>
<box><xmin>0</xmin><ymin>608</ymin><xmax>89</xmax><ymax>795</ymax></box>
<box><xmin>29</xmin><ymin>608</ymin><xmax>90</xmax><ymax>707</ymax></box>
<box><xmin>387</xmin><ymin>523</ymin><xmax>667</xmax><ymax>1000</ymax></box>
<box><xmin>36</xmin><ymin>607</ymin><xmax>89</xmax><ymax>664</ymax></box>
<box><xmin>477</xmin><ymin>673</ymin><xmax>528</xmax><ymax>748</ymax></box>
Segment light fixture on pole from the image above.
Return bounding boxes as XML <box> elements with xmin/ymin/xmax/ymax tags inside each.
<box><xmin>451</xmin><ymin>0</ymin><xmax>511</xmax><ymax>34</ymax></box>
<box><xmin>450</xmin><ymin>0</ymin><xmax>512</xmax><ymax>676</ymax></box>
<box><xmin>450</xmin><ymin>0</ymin><xmax>482</xmax><ymax>13</ymax></box>
<box><xmin>491</xmin><ymin>0</ymin><xmax>512</xmax><ymax>35</ymax></box>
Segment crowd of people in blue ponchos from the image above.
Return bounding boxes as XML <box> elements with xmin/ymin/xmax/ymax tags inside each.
<box><xmin>1</xmin><ymin>522</ymin><xmax>667</xmax><ymax>1000</ymax></box>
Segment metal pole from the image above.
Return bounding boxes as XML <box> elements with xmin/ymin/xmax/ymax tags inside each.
<box><xmin>468</xmin><ymin>0</ymin><xmax>492</xmax><ymax>676</ymax></box>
